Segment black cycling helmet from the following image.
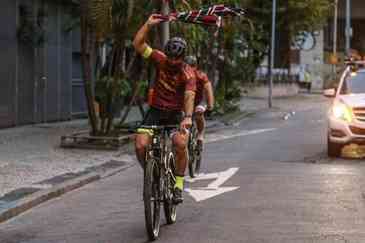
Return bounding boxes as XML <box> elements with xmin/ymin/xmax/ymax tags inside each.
<box><xmin>164</xmin><ymin>37</ymin><xmax>187</xmax><ymax>59</ymax></box>
<box><xmin>184</xmin><ymin>55</ymin><xmax>198</xmax><ymax>66</ymax></box>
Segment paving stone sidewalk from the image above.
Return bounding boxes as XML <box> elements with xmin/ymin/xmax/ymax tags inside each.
<box><xmin>0</xmin><ymin>119</ymin><xmax>135</xmax><ymax>199</ymax></box>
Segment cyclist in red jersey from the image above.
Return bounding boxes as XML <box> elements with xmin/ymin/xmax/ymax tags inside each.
<box><xmin>185</xmin><ymin>56</ymin><xmax>214</xmax><ymax>151</ymax></box>
<box><xmin>133</xmin><ymin>14</ymin><xmax>196</xmax><ymax>204</ymax></box>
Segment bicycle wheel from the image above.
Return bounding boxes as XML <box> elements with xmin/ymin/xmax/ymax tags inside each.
<box><xmin>144</xmin><ymin>159</ymin><xmax>161</xmax><ymax>241</ymax></box>
<box><xmin>195</xmin><ymin>143</ymin><xmax>202</xmax><ymax>175</ymax></box>
<box><xmin>188</xmin><ymin>127</ymin><xmax>198</xmax><ymax>178</ymax></box>
<box><xmin>163</xmin><ymin>152</ymin><xmax>177</xmax><ymax>224</ymax></box>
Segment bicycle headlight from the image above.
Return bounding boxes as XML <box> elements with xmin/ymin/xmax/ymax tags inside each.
<box><xmin>332</xmin><ymin>101</ymin><xmax>353</xmax><ymax>122</ymax></box>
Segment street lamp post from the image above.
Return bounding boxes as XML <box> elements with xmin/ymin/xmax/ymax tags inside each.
<box><xmin>333</xmin><ymin>0</ymin><xmax>338</xmax><ymax>76</ymax></box>
<box><xmin>345</xmin><ymin>0</ymin><xmax>352</xmax><ymax>55</ymax></box>
<box><xmin>269</xmin><ymin>0</ymin><xmax>277</xmax><ymax>108</ymax></box>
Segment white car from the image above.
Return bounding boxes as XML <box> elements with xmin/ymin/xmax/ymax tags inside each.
<box><xmin>324</xmin><ymin>66</ymin><xmax>365</xmax><ymax>157</ymax></box>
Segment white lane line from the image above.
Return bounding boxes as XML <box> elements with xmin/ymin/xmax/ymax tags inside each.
<box><xmin>205</xmin><ymin>128</ymin><xmax>277</xmax><ymax>144</ymax></box>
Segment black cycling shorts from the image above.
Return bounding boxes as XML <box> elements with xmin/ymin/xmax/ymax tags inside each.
<box><xmin>142</xmin><ymin>107</ymin><xmax>183</xmax><ymax>126</ymax></box>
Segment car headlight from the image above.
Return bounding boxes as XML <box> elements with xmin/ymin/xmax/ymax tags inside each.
<box><xmin>332</xmin><ymin>101</ymin><xmax>353</xmax><ymax>122</ymax></box>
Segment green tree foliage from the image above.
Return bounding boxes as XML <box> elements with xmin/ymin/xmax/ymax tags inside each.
<box><xmin>170</xmin><ymin>0</ymin><xmax>331</xmax><ymax>112</ymax></box>
<box><xmin>79</xmin><ymin>0</ymin><xmax>332</xmax><ymax>127</ymax></box>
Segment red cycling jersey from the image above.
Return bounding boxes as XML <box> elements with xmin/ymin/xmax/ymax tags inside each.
<box><xmin>148</xmin><ymin>50</ymin><xmax>196</xmax><ymax>111</ymax></box>
<box><xmin>191</xmin><ymin>67</ymin><xmax>210</xmax><ymax>106</ymax></box>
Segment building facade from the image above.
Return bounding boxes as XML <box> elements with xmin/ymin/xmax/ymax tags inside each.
<box><xmin>323</xmin><ymin>0</ymin><xmax>365</xmax><ymax>59</ymax></box>
<box><xmin>292</xmin><ymin>0</ymin><xmax>365</xmax><ymax>90</ymax></box>
<box><xmin>0</xmin><ymin>0</ymin><xmax>86</xmax><ymax>128</ymax></box>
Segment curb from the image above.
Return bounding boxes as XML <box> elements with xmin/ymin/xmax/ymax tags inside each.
<box><xmin>230</xmin><ymin>111</ymin><xmax>257</xmax><ymax>125</ymax></box>
<box><xmin>204</xmin><ymin>111</ymin><xmax>259</xmax><ymax>134</ymax></box>
<box><xmin>0</xmin><ymin>161</ymin><xmax>136</xmax><ymax>224</ymax></box>
<box><xmin>100</xmin><ymin>163</ymin><xmax>136</xmax><ymax>179</ymax></box>
<box><xmin>60</xmin><ymin>133</ymin><xmax>134</xmax><ymax>151</ymax></box>
<box><xmin>0</xmin><ymin>173</ymin><xmax>100</xmax><ymax>224</ymax></box>
<box><xmin>220</xmin><ymin>110</ymin><xmax>257</xmax><ymax>126</ymax></box>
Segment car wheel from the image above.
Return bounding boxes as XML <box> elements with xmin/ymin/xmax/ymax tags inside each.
<box><xmin>327</xmin><ymin>136</ymin><xmax>343</xmax><ymax>158</ymax></box>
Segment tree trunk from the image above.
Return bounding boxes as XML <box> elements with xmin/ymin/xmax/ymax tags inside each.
<box><xmin>284</xmin><ymin>0</ymin><xmax>291</xmax><ymax>76</ymax></box>
<box><xmin>80</xmin><ymin>0</ymin><xmax>98</xmax><ymax>135</ymax></box>
<box><xmin>138</xmin><ymin>101</ymin><xmax>145</xmax><ymax>118</ymax></box>
<box><xmin>119</xmin><ymin>84</ymin><xmax>139</xmax><ymax>125</ymax></box>
<box><xmin>275</xmin><ymin>0</ymin><xmax>291</xmax><ymax>74</ymax></box>
<box><xmin>105</xmin><ymin>41</ymin><xmax>126</xmax><ymax>134</ymax></box>
<box><xmin>119</xmin><ymin>55</ymin><xmax>144</xmax><ymax>125</ymax></box>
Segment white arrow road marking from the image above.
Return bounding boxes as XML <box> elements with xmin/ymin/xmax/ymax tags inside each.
<box><xmin>185</xmin><ymin>187</ymin><xmax>239</xmax><ymax>202</ymax></box>
<box><xmin>207</xmin><ymin>167</ymin><xmax>239</xmax><ymax>189</ymax></box>
<box><xmin>205</xmin><ymin>128</ymin><xmax>276</xmax><ymax>144</ymax></box>
<box><xmin>185</xmin><ymin>172</ymin><xmax>219</xmax><ymax>183</ymax></box>
<box><xmin>185</xmin><ymin>167</ymin><xmax>239</xmax><ymax>202</ymax></box>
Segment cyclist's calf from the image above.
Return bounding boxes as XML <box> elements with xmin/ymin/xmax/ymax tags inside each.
<box><xmin>172</xmin><ymin>131</ymin><xmax>189</xmax><ymax>176</ymax></box>
<box><xmin>135</xmin><ymin>133</ymin><xmax>151</xmax><ymax>168</ymax></box>
<box><xmin>172</xmin><ymin>131</ymin><xmax>188</xmax><ymax>150</ymax></box>
<box><xmin>195</xmin><ymin>110</ymin><xmax>205</xmax><ymax>122</ymax></box>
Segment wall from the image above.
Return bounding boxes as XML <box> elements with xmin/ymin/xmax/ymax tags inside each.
<box><xmin>0</xmin><ymin>0</ymin><xmax>81</xmax><ymax>128</ymax></box>
<box><xmin>338</xmin><ymin>0</ymin><xmax>365</xmax><ymax>19</ymax></box>
<box><xmin>0</xmin><ymin>0</ymin><xmax>17</xmax><ymax>128</ymax></box>
<box><xmin>295</xmin><ymin>31</ymin><xmax>325</xmax><ymax>91</ymax></box>
<box><xmin>42</xmin><ymin>0</ymin><xmax>73</xmax><ymax>122</ymax></box>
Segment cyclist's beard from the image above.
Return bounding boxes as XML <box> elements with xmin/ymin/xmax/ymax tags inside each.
<box><xmin>166</xmin><ymin>59</ymin><xmax>183</xmax><ymax>73</ymax></box>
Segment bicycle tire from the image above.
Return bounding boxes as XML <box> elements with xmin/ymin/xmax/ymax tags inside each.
<box><xmin>188</xmin><ymin>126</ymin><xmax>198</xmax><ymax>178</ymax></box>
<box><xmin>195</xmin><ymin>147</ymin><xmax>202</xmax><ymax>175</ymax></box>
<box><xmin>144</xmin><ymin>159</ymin><xmax>161</xmax><ymax>241</ymax></box>
<box><xmin>164</xmin><ymin>152</ymin><xmax>177</xmax><ymax>224</ymax></box>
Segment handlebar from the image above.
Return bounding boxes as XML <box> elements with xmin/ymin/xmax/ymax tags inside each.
<box><xmin>139</xmin><ymin>125</ymin><xmax>179</xmax><ymax>130</ymax></box>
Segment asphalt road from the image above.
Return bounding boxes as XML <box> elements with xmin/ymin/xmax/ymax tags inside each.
<box><xmin>2</xmin><ymin>96</ymin><xmax>365</xmax><ymax>243</ymax></box>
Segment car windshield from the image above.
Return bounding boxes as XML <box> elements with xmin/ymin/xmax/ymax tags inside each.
<box><xmin>341</xmin><ymin>71</ymin><xmax>365</xmax><ymax>94</ymax></box>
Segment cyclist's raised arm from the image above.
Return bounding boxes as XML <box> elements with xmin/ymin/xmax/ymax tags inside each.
<box><xmin>133</xmin><ymin>14</ymin><xmax>163</xmax><ymax>57</ymax></box>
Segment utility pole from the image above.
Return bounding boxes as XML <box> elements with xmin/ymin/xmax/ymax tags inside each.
<box><xmin>345</xmin><ymin>0</ymin><xmax>352</xmax><ymax>56</ymax></box>
<box><xmin>269</xmin><ymin>0</ymin><xmax>277</xmax><ymax>108</ymax></box>
<box><xmin>161</xmin><ymin>0</ymin><xmax>170</xmax><ymax>46</ymax></box>
<box><xmin>333</xmin><ymin>0</ymin><xmax>338</xmax><ymax>76</ymax></box>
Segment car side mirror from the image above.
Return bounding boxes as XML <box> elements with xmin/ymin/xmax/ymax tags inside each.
<box><xmin>323</xmin><ymin>88</ymin><xmax>336</xmax><ymax>98</ymax></box>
